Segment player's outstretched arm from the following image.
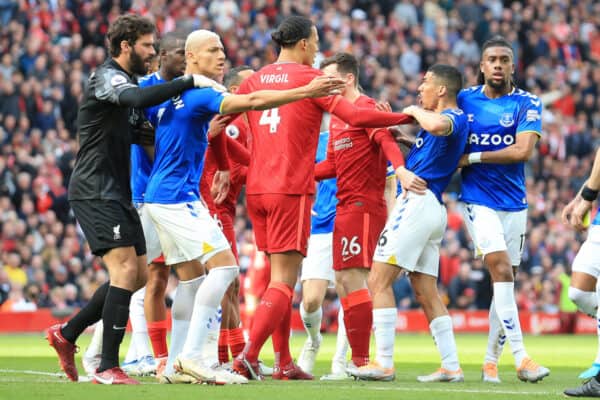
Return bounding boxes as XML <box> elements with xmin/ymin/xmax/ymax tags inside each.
<box><xmin>330</xmin><ymin>97</ymin><xmax>413</xmax><ymax>128</ymax></box>
<box><xmin>118</xmin><ymin>76</ymin><xmax>195</xmax><ymax>108</ymax></box>
<box><xmin>460</xmin><ymin>131</ymin><xmax>539</xmax><ymax>167</ymax></box>
<box><xmin>563</xmin><ymin>147</ymin><xmax>600</xmax><ymax>230</ymax></box>
<box><xmin>218</xmin><ymin>75</ymin><xmax>345</xmax><ymax>114</ymax></box>
<box><xmin>118</xmin><ymin>74</ymin><xmax>225</xmax><ymax>108</ymax></box>
<box><xmin>402</xmin><ymin>106</ymin><xmax>452</xmax><ymax>136</ymax></box>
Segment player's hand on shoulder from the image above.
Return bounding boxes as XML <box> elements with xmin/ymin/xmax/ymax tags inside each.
<box><xmin>211</xmin><ymin>170</ymin><xmax>231</xmax><ymax>204</ymax></box>
<box><xmin>306</xmin><ymin>75</ymin><xmax>345</xmax><ymax>97</ymax></box>
<box><xmin>191</xmin><ymin>74</ymin><xmax>227</xmax><ymax>92</ymax></box>
<box><xmin>396</xmin><ymin>166</ymin><xmax>427</xmax><ymax>198</ymax></box>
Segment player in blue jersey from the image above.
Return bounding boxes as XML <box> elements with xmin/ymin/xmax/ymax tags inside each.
<box><xmin>563</xmin><ymin>148</ymin><xmax>600</xmax><ymax>397</ymax></box>
<box><xmin>562</xmin><ymin>146</ymin><xmax>600</xmax><ymax>384</ymax></box>
<box><xmin>353</xmin><ymin>64</ymin><xmax>466</xmax><ymax>383</ymax></box>
<box><xmin>457</xmin><ymin>36</ymin><xmax>549</xmax><ymax>383</ymax></box>
<box><xmin>143</xmin><ymin>29</ymin><xmax>344</xmax><ymax>384</ymax></box>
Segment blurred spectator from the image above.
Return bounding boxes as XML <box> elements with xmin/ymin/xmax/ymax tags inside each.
<box><xmin>448</xmin><ymin>262</ymin><xmax>476</xmax><ymax>310</ymax></box>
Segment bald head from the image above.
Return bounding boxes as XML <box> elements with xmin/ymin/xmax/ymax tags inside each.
<box><xmin>184</xmin><ymin>29</ymin><xmax>226</xmax><ymax>79</ymax></box>
<box><xmin>185</xmin><ymin>30</ymin><xmax>221</xmax><ymax>53</ymax></box>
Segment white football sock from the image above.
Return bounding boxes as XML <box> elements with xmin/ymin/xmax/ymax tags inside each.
<box><xmin>595</xmin><ymin>282</ymin><xmax>600</xmax><ymax>364</ymax></box>
<box><xmin>569</xmin><ymin>287</ymin><xmax>598</xmax><ymax>317</ymax></box>
<box><xmin>165</xmin><ymin>275</ymin><xmax>204</xmax><ymax>375</ymax></box>
<box><xmin>430</xmin><ymin>315</ymin><xmax>460</xmax><ymax>371</ymax></box>
<box><xmin>333</xmin><ymin>307</ymin><xmax>349</xmax><ymax>362</ymax></box>
<box><xmin>129</xmin><ymin>287</ymin><xmax>152</xmax><ymax>360</ymax></box>
<box><xmin>373</xmin><ymin>308</ymin><xmax>397</xmax><ymax>369</ymax></box>
<box><xmin>180</xmin><ymin>266</ymin><xmax>238</xmax><ymax>361</ymax></box>
<box><xmin>493</xmin><ymin>282</ymin><xmax>527</xmax><ymax>367</ymax></box>
<box><xmin>200</xmin><ymin>307</ymin><xmax>222</xmax><ymax>367</ymax></box>
<box><xmin>484</xmin><ymin>299</ymin><xmax>506</xmax><ymax>365</ymax></box>
<box><xmin>85</xmin><ymin>320</ymin><xmax>103</xmax><ymax>358</ymax></box>
<box><xmin>300</xmin><ymin>302</ymin><xmax>323</xmax><ymax>344</ymax></box>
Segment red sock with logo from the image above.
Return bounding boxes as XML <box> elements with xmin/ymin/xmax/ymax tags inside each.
<box><xmin>147</xmin><ymin>320</ymin><xmax>168</xmax><ymax>358</ymax></box>
<box><xmin>245</xmin><ymin>283</ymin><xmax>293</xmax><ymax>363</ymax></box>
<box><xmin>342</xmin><ymin>288</ymin><xmax>372</xmax><ymax>367</ymax></box>
<box><xmin>272</xmin><ymin>285</ymin><xmax>293</xmax><ymax>368</ymax></box>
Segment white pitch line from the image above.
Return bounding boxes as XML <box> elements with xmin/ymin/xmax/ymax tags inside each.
<box><xmin>368</xmin><ymin>385</ymin><xmax>555</xmax><ymax>396</ymax></box>
<box><xmin>0</xmin><ymin>369</ymin><xmax>65</xmax><ymax>377</ymax></box>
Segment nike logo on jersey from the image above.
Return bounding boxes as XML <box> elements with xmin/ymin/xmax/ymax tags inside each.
<box><xmin>113</xmin><ymin>325</ymin><xmax>127</xmax><ymax>330</ymax></box>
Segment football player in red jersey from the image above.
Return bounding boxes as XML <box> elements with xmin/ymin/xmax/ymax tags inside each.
<box><xmin>313</xmin><ymin>53</ymin><xmax>418</xmax><ymax>372</ymax></box>
<box><xmin>232</xmin><ymin>15</ymin><xmax>413</xmax><ymax>381</ymax></box>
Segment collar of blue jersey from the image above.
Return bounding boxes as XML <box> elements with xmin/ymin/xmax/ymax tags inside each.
<box><xmin>480</xmin><ymin>85</ymin><xmax>516</xmax><ymax>96</ymax></box>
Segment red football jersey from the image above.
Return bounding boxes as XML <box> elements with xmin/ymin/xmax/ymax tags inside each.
<box><xmin>200</xmin><ymin>116</ymin><xmax>249</xmax><ymax>217</ymax></box>
<box><xmin>237</xmin><ymin>62</ymin><xmax>340</xmax><ymax>195</ymax></box>
<box><xmin>327</xmin><ymin>95</ymin><xmax>388</xmax><ymax>212</ymax></box>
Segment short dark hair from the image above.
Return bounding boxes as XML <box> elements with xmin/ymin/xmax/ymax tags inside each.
<box><xmin>271</xmin><ymin>16</ymin><xmax>313</xmax><ymax>48</ymax></box>
<box><xmin>478</xmin><ymin>35</ymin><xmax>514</xmax><ymax>85</ymax></box>
<box><xmin>107</xmin><ymin>15</ymin><xmax>155</xmax><ymax>57</ymax></box>
<box><xmin>320</xmin><ymin>53</ymin><xmax>359</xmax><ymax>87</ymax></box>
<box><xmin>159</xmin><ymin>32</ymin><xmax>185</xmax><ymax>53</ymax></box>
<box><xmin>223</xmin><ymin>65</ymin><xmax>253</xmax><ymax>89</ymax></box>
<box><xmin>428</xmin><ymin>64</ymin><xmax>463</xmax><ymax>98</ymax></box>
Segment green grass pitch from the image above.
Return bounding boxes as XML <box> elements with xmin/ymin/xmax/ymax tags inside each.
<box><xmin>0</xmin><ymin>332</ymin><xmax>594</xmax><ymax>399</ymax></box>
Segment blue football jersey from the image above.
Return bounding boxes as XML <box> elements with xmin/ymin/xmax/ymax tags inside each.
<box><xmin>131</xmin><ymin>72</ymin><xmax>164</xmax><ymax>203</ymax></box>
<box><xmin>311</xmin><ymin>131</ymin><xmax>337</xmax><ymax>234</ymax></box>
<box><xmin>402</xmin><ymin>109</ymin><xmax>469</xmax><ymax>203</ymax></box>
<box><xmin>144</xmin><ymin>87</ymin><xmax>227</xmax><ymax>204</ymax></box>
<box><xmin>458</xmin><ymin>85</ymin><xmax>542</xmax><ymax>211</ymax></box>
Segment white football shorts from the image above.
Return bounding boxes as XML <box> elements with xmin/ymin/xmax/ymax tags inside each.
<box><xmin>145</xmin><ymin>200</ymin><xmax>230</xmax><ymax>265</ymax></box>
<box><xmin>460</xmin><ymin>202</ymin><xmax>527</xmax><ymax>267</ymax></box>
<box><xmin>301</xmin><ymin>232</ymin><xmax>335</xmax><ymax>286</ymax></box>
<box><xmin>135</xmin><ymin>202</ymin><xmax>162</xmax><ymax>263</ymax></box>
<box><xmin>572</xmin><ymin>225</ymin><xmax>600</xmax><ymax>278</ymax></box>
<box><xmin>373</xmin><ymin>190</ymin><xmax>447</xmax><ymax>277</ymax></box>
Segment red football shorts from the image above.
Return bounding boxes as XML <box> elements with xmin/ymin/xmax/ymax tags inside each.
<box><xmin>246</xmin><ymin>193</ymin><xmax>312</xmax><ymax>256</ymax></box>
<box><xmin>333</xmin><ymin>209</ymin><xmax>387</xmax><ymax>271</ymax></box>
<box><xmin>214</xmin><ymin>211</ymin><xmax>238</xmax><ymax>261</ymax></box>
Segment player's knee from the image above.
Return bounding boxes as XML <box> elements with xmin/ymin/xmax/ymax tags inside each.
<box><xmin>146</xmin><ymin>275</ymin><xmax>167</xmax><ymax>297</ymax></box>
<box><xmin>568</xmin><ymin>286</ymin><xmax>597</xmax><ymax>315</ymax></box>
<box><xmin>367</xmin><ymin>272</ymin><xmax>386</xmax><ymax>296</ymax></box>
<box><xmin>302</xmin><ymin>295</ymin><xmax>322</xmax><ymax>313</ymax></box>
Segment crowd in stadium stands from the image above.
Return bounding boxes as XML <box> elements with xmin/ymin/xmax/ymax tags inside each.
<box><xmin>0</xmin><ymin>0</ymin><xmax>598</xmax><ymax>322</ymax></box>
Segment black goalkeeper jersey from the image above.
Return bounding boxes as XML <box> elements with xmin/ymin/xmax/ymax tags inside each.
<box><xmin>68</xmin><ymin>59</ymin><xmax>138</xmax><ymax>202</ymax></box>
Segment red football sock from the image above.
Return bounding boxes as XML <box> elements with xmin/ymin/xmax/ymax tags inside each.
<box><xmin>228</xmin><ymin>327</ymin><xmax>246</xmax><ymax>358</ymax></box>
<box><xmin>147</xmin><ymin>320</ymin><xmax>168</xmax><ymax>358</ymax></box>
<box><xmin>342</xmin><ymin>288</ymin><xmax>372</xmax><ymax>367</ymax></box>
<box><xmin>272</xmin><ymin>293</ymin><xmax>292</xmax><ymax>367</ymax></box>
<box><xmin>218</xmin><ymin>329</ymin><xmax>230</xmax><ymax>364</ymax></box>
<box><xmin>245</xmin><ymin>282</ymin><xmax>293</xmax><ymax>363</ymax></box>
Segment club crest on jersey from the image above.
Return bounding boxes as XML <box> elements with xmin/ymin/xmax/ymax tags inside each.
<box><xmin>225</xmin><ymin>124</ymin><xmax>239</xmax><ymax>139</ymax></box>
<box><xmin>499</xmin><ymin>113</ymin><xmax>515</xmax><ymax>128</ymax></box>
